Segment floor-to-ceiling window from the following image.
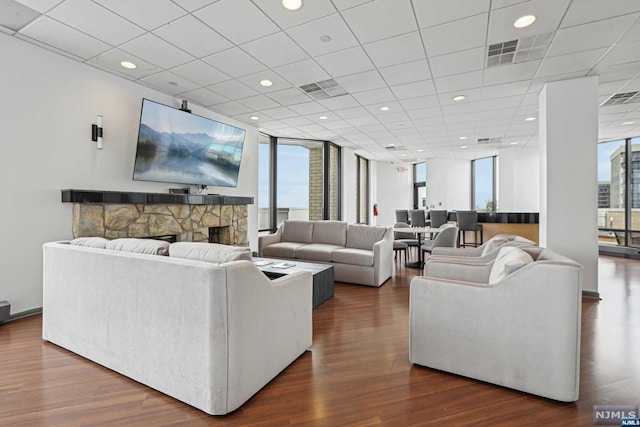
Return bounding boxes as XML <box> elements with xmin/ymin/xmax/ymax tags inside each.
<box><xmin>326</xmin><ymin>143</ymin><xmax>341</xmax><ymax>220</ymax></box>
<box><xmin>258</xmin><ymin>133</ymin><xmax>273</xmax><ymax>233</ymax></box>
<box><xmin>357</xmin><ymin>155</ymin><xmax>369</xmax><ymax>224</ymax></box>
<box><xmin>413</xmin><ymin>162</ymin><xmax>426</xmax><ymax>209</ymax></box>
<box><xmin>472</xmin><ymin>156</ymin><xmax>497</xmax><ymax>211</ymax></box>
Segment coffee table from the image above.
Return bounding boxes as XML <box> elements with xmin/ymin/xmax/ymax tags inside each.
<box><xmin>252</xmin><ymin>257</ymin><xmax>334</xmax><ymax>309</ymax></box>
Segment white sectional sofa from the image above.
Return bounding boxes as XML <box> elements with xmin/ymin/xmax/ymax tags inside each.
<box><xmin>42</xmin><ymin>239</ymin><xmax>312</xmax><ymax>415</ymax></box>
<box><xmin>258</xmin><ymin>220</ymin><xmax>393</xmax><ymax>287</ymax></box>
<box><xmin>410</xmin><ymin>246</ymin><xmax>582</xmax><ymax>402</ymax></box>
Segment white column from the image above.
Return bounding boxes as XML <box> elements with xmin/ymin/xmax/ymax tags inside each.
<box><xmin>539</xmin><ymin>76</ymin><xmax>599</xmax><ymax>295</ymax></box>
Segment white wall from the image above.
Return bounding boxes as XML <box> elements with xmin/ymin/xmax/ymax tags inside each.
<box><xmin>341</xmin><ymin>147</ymin><xmax>358</xmax><ymax>224</ymax></box>
<box><xmin>374</xmin><ymin>161</ymin><xmax>413</xmax><ymax>227</ymax></box>
<box><xmin>0</xmin><ymin>34</ymin><xmax>258</xmax><ymax>315</ymax></box>
<box><xmin>498</xmin><ymin>147</ymin><xmax>540</xmax><ymax>212</ymax></box>
<box><xmin>425</xmin><ymin>158</ymin><xmax>471</xmax><ymax>211</ymax></box>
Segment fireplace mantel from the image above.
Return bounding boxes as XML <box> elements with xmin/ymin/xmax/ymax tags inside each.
<box><xmin>62</xmin><ymin>189</ymin><xmax>252</xmax><ymax>245</ymax></box>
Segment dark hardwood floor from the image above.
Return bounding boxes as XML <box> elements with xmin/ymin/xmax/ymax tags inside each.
<box><xmin>1</xmin><ymin>256</ymin><xmax>639</xmax><ymax>426</ymax></box>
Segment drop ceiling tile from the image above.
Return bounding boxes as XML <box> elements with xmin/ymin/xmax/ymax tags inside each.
<box><xmin>318</xmin><ymin>94</ymin><xmax>360</xmax><ymax>110</ymax></box>
<box><xmin>238</xmin><ymin>70</ymin><xmax>292</xmax><ymax>94</ymax></box>
<box><xmin>377</xmin><ymin>112</ymin><xmax>410</xmax><ymax>124</ymax></box>
<box><xmin>434</xmin><ymin>70</ymin><xmax>483</xmax><ymax>93</ymax></box>
<box><xmin>238</xmin><ymin>95</ymin><xmax>281</xmax><ymax>110</ymax></box>
<box><xmin>252</xmin><ymin>0</ymin><xmax>336</xmax><ymax>29</ymax></box>
<box><xmin>16</xmin><ymin>0</ymin><xmax>62</xmax><ymax>13</ymax></box>
<box><xmin>422</xmin><ymin>13</ymin><xmax>487</xmax><ymax>57</ymax></box>
<box><xmin>153</xmin><ymin>15</ymin><xmax>232</xmax><ymax>57</ymax></box>
<box><xmin>391</xmin><ymin>80</ymin><xmax>436</xmax><ymax>100</ymax></box>
<box><xmin>94</xmin><ymin>0</ymin><xmax>186</xmax><ymax>30</ymax></box>
<box><xmin>179</xmin><ymin>87</ymin><xmax>229</xmax><ymax>106</ymax></box>
<box><xmin>547</xmin><ymin>14</ymin><xmax>638</xmax><ymax>58</ymax></box>
<box><xmin>140</xmin><ymin>71</ymin><xmax>199</xmax><ymax>94</ymax></box>
<box><xmin>335</xmin><ymin>106</ymin><xmax>371</xmax><ymax>119</ymax></box>
<box><xmin>89</xmin><ymin>48</ymin><xmax>160</xmax><ymax>78</ymax></box>
<box><xmin>482</xmin><ymin>61</ymin><xmax>540</xmax><ymax>86</ymax></box>
<box><xmin>379</xmin><ymin>59</ymin><xmax>431</xmax><ymax>86</ymax></box>
<box><xmin>171</xmin><ymin>0</ymin><xmax>219</xmax><ymax>12</ymax></box>
<box><xmin>561</xmin><ymin>0</ymin><xmax>640</xmax><ymax>28</ymax></box>
<box><xmin>488</xmin><ymin>0</ymin><xmax>570</xmax><ymax>44</ymax></box>
<box><xmin>364</xmin><ymin>101</ymin><xmax>401</xmax><ymax>114</ymax></box>
<box><xmin>170</xmin><ymin>60</ymin><xmax>230</xmax><ymax>86</ymax></box>
<box><xmin>297</xmin><ymin>123</ymin><xmax>327</xmax><ymax>133</ymax></box>
<box><xmin>121</xmin><ymin>33</ymin><xmax>194</xmax><ymax>69</ymax></box>
<box><xmin>321</xmin><ymin>120</ymin><xmax>353</xmax><ymax>130</ymax></box>
<box><xmin>203</xmin><ymin>47</ymin><xmax>267</xmax><ymax>78</ymax></box>
<box><xmin>401</xmin><ymin>98</ymin><xmax>441</xmax><ymax>112</ymax></box>
<box><xmin>621</xmin><ymin>18</ymin><xmax>640</xmax><ymax>43</ymax></box>
<box><xmin>335</xmin><ymin>70</ymin><xmax>387</xmax><ymax>93</ymax></box>
<box><xmin>18</xmin><ymin>16</ymin><xmax>110</xmax><ymax>60</ymax></box>
<box><xmin>315</xmin><ymin>46</ymin><xmax>374</xmax><ymax>77</ymax></box>
<box><xmin>414</xmin><ymin>0</ymin><xmax>489</xmax><ymax>28</ymax></box>
<box><xmin>274</xmin><ymin>59</ymin><xmax>331</xmax><ymax>86</ymax></box>
<box><xmin>261</xmin><ymin>106</ymin><xmax>298</xmax><ymax>119</ymax></box>
<box><xmin>281</xmin><ymin>116</ymin><xmax>315</xmax><ymax>126</ymax></box>
<box><xmin>210</xmin><ymin>101</ymin><xmax>253</xmax><ymax>116</ymax></box>
<box><xmin>209</xmin><ymin>80</ymin><xmax>258</xmax><ymax>99</ymax></box>
<box><xmin>481</xmin><ymin>81</ymin><xmax>528</xmax><ymax>99</ymax></box>
<box><xmin>194</xmin><ymin>0</ymin><xmax>279</xmax><ymax>45</ymax></box>
<box><xmin>266</xmin><ymin>88</ymin><xmax>311</xmax><ymax>105</ymax></box>
<box><xmin>363</xmin><ymin>31</ymin><xmax>425</xmax><ymax>68</ymax></box>
<box><xmin>535</xmin><ymin>48</ymin><xmax>608</xmax><ymax>78</ymax></box>
<box><xmin>590</xmin><ymin>60</ymin><xmax>640</xmax><ymax>84</ymax></box>
<box><xmin>429</xmin><ymin>47</ymin><xmax>485</xmax><ymax>78</ymax></box>
<box><xmin>48</xmin><ymin>0</ymin><xmax>144</xmax><ymax>45</ymax></box>
<box><xmin>288</xmin><ymin>101</ymin><xmax>328</xmax><ymax>115</ymax></box>
<box><xmin>347</xmin><ymin>116</ymin><xmax>381</xmax><ymax>127</ymax></box>
<box><xmin>351</xmin><ymin>88</ymin><xmax>396</xmax><ymax>105</ymax></box>
<box><xmin>598</xmin><ymin>40</ymin><xmax>640</xmax><ymax>68</ymax></box>
<box><xmin>286</xmin><ymin>13</ymin><xmax>358</xmax><ymax>56</ymax></box>
<box><xmin>241</xmin><ymin>32</ymin><xmax>309</xmax><ymax>68</ymax></box>
<box><xmin>340</xmin><ymin>0</ymin><xmax>417</xmax><ymax>44</ymax></box>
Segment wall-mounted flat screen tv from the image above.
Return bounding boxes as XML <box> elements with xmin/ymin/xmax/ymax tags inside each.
<box><xmin>133</xmin><ymin>99</ymin><xmax>246</xmax><ymax>188</ymax></box>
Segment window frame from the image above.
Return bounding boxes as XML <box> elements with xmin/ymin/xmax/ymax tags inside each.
<box><xmin>471</xmin><ymin>156</ymin><xmax>497</xmax><ymax>212</ymax></box>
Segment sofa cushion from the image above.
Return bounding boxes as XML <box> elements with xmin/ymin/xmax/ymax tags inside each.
<box><xmin>331</xmin><ymin>248</ymin><xmax>374</xmax><ymax>267</ymax></box>
<box><xmin>295</xmin><ymin>243</ymin><xmax>344</xmax><ymax>262</ymax></box>
<box><xmin>345</xmin><ymin>224</ymin><xmax>387</xmax><ymax>250</ymax></box>
<box><xmin>169</xmin><ymin>242</ymin><xmax>251</xmax><ymax>263</ymax></box>
<box><xmin>481</xmin><ymin>237</ymin><xmax>509</xmax><ymax>256</ymax></box>
<box><xmin>262</xmin><ymin>242</ymin><xmax>307</xmax><ymax>259</ymax></box>
<box><xmin>488</xmin><ymin>246</ymin><xmax>534</xmax><ymax>285</ymax></box>
<box><xmin>281</xmin><ymin>220</ymin><xmax>314</xmax><ymax>244</ymax></box>
<box><xmin>312</xmin><ymin>221</ymin><xmax>347</xmax><ymax>246</ymax></box>
<box><xmin>70</xmin><ymin>237</ymin><xmax>109</xmax><ymax>249</ymax></box>
<box><xmin>106</xmin><ymin>238</ymin><xmax>170</xmax><ymax>256</ymax></box>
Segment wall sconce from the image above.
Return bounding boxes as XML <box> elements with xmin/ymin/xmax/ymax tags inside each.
<box><xmin>91</xmin><ymin>115</ymin><xmax>103</xmax><ymax>149</ymax></box>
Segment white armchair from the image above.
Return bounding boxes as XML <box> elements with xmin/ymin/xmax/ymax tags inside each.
<box><xmin>410</xmin><ymin>246</ymin><xmax>582</xmax><ymax>402</ymax></box>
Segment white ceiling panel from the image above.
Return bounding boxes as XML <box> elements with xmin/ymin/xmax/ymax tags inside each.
<box><xmin>48</xmin><ymin>0</ymin><xmax>144</xmax><ymax>45</ymax></box>
<box><xmin>286</xmin><ymin>13</ymin><xmax>358</xmax><ymax>57</ymax></box>
<box><xmin>535</xmin><ymin>48</ymin><xmax>607</xmax><ymax>78</ymax></box>
<box><xmin>153</xmin><ymin>15</ymin><xmax>232</xmax><ymax>57</ymax></box>
<box><xmin>274</xmin><ymin>59</ymin><xmax>331</xmax><ymax>86</ymax></box>
<box><xmin>281</xmin><ymin>116</ymin><xmax>315</xmax><ymax>126</ymax></box>
<box><xmin>170</xmin><ymin>60</ymin><xmax>230</xmax><ymax>86</ymax></box>
<box><xmin>194</xmin><ymin>0</ymin><xmax>278</xmax><ymax>45</ymax></box>
<box><xmin>18</xmin><ymin>16</ymin><xmax>110</xmax><ymax>60</ymax></box>
<box><xmin>488</xmin><ymin>0</ymin><xmax>571</xmax><ymax>44</ymax></box>
<box><xmin>340</xmin><ymin>0</ymin><xmax>417</xmax><ymax>44</ymax></box>
<box><xmin>390</xmin><ymin>80</ymin><xmax>436</xmax><ymax>100</ymax></box>
<box><xmin>422</xmin><ymin>14</ymin><xmax>487</xmax><ymax>57</ymax></box>
<box><xmin>481</xmin><ymin>81</ymin><xmax>529</xmax><ymax>99</ymax></box>
<box><xmin>210</xmin><ymin>101</ymin><xmax>253</xmax><ymax>116</ymax></box>
<box><xmin>238</xmin><ymin>70</ymin><xmax>291</xmax><ymax>94</ymax></box>
<box><xmin>589</xmin><ymin>60</ymin><xmax>640</xmax><ymax>84</ymax></box>
<box><xmin>16</xmin><ymin>0</ymin><xmax>63</xmax><ymax>13</ymax></box>
<box><xmin>363</xmin><ymin>31</ymin><xmax>425</xmax><ymax>69</ymax></box>
<box><xmin>597</xmin><ymin>40</ymin><xmax>640</xmax><ymax>68</ymax></box>
<box><xmin>482</xmin><ymin>61</ymin><xmax>540</xmax><ymax>86</ymax></box>
<box><xmin>414</xmin><ymin>0</ymin><xmax>490</xmax><ymax>29</ymax></box>
<box><xmin>140</xmin><ymin>70</ymin><xmax>199</xmax><ymax>94</ymax></box>
<box><xmin>315</xmin><ymin>46</ymin><xmax>374</xmax><ymax>77</ymax></box>
<box><xmin>561</xmin><ymin>0</ymin><xmax>640</xmax><ymax>28</ymax></box>
<box><xmin>287</xmin><ymin>101</ymin><xmax>327</xmax><ymax>115</ymax></box>
<box><xmin>335</xmin><ymin>106</ymin><xmax>371</xmax><ymax>119</ymax></box>
<box><xmin>429</xmin><ymin>47</ymin><xmax>485</xmax><ymax>78</ymax></box>
<box><xmin>171</xmin><ymin>0</ymin><xmax>219</xmax><ymax>12</ymax></box>
<box><xmin>238</xmin><ymin>94</ymin><xmax>281</xmax><ymax>110</ymax></box>
<box><xmin>351</xmin><ymin>88</ymin><xmax>395</xmax><ymax>105</ymax></box>
<box><xmin>203</xmin><ymin>47</ymin><xmax>267</xmax><ymax>77</ymax></box>
<box><xmin>121</xmin><ymin>33</ymin><xmax>194</xmax><ymax>69</ymax></box>
<box><xmin>241</xmin><ymin>32</ymin><xmax>308</xmax><ymax>68</ymax></box>
<box><xmin>400</xmin><ymin>97</ymin><xmax>440</xmax><ymax>111</ymax></box>
<box><xmin>318</xmin><ymin>94</ymin><xmax>360</xmax><ymax>110</ymax></box>
<box><xmin>621</xmin><ymin>18</ymin><xmax>640</xmax><ymax>43</ymax></box>
<box><xmin>335</xmin><ymin>70</ymin><xmax>387</xmax><ymax>93</ymax></box>
<box><xmin>434</xmin><ymin>70</ymin><xmax>483</xmax><ymax>93</ymax></box>
<box><xmin>179</xmin><ymin>87</ymin><xmax>229</xmax><ymax>106</ymax></box>
<box><xmin>89</xmin><ymin>48</ymin><xmax>160</xmax><ymax>79</ymax></box>
<box><xmin>261</xmin><ymin>106</ymin><xmax>298</xmax><ymax>119</ymax></box>
<box><xmin>208</xmin><ymin>79</ymin><xmax>258</xmax><ymax>99</ymax></box>
<box><xmin>95</xmin><ymin>0</ymin><xmax>186</xmax><ymax>31</ymax></box>
<box><xmin>378</xmin><ymin>59</ymin><xmax>431</xmax><ymax>86</ymax></box>
<box><xmin>252</xmin><ymin>0</ymin><xmax>336</xmax><ymax>29</ymax></box>
<box><xmin>265</xmin><ymin>88</ymin><xmax>311</xmax><ymax>105</ymax></box>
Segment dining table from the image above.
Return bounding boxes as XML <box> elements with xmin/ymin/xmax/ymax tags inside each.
<box><xmin>392</xmin><ymin>226</ymin><xmax>441</xmax><ymax>268</ymax></box>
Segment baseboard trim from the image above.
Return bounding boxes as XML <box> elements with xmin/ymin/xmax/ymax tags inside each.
<box><xmin>2</xmin><ymin>307</ymin><xmax>43</xmax><ymax>324</ymax></box>
<box><xmin>582</xmin><ymin>291</ymin><xmax>601</xmax><ymax>300</ymax></box>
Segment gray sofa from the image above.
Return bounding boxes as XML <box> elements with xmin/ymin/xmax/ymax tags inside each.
<box><xmin>258</xmin><ymin>220</ymin><xmax>393</xmax><ymax>287</ymax></box>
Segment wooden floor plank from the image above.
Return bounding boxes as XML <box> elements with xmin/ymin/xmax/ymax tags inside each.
<box><xmin>0</xmin><ymin>256</ymin><xmax>639</xmax><ymax>426</ymax></box>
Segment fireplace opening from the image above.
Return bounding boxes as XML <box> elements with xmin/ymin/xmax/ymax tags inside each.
<box><xmin>209</xmin><ymin>226</ymin><xmax>232</xmax><ymax>245</ymax></box>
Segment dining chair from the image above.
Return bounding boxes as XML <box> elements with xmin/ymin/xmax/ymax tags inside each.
<box><xmin>456</xmin><ymin>210</ymin><xmax>483</xmax><ymax>247</ymax></box>
<box><xmin>409</xmin><ymin>209</ymin><xmax>426</xmax><ymax>227</ymax></box>
<box><xmin>394</xmin><ymin>222</ymin><xmax>418</xmax><ymax>263</ymax></box>
<box><xmin>429</xmin><ymin>210</ymin><xmax>448</xmax><ymax>229</ymax></box>
<box><xmin>421</xmin><ymin>224</ymin><xmax>458</xmax><ymax>256</ymax></box>
<box><xmin>395</xmin><ymin>209</ymin><xmax>409</xmax><ymax>224</ymax></box>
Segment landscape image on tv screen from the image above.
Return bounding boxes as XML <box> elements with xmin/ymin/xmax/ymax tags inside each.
<box><xmin>133</xmin><ymin>99</ymin><xmax>246</xmax><ymax>187</ymax></box>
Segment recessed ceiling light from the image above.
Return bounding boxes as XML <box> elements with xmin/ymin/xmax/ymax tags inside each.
<box><xmin>460</xmin><ymin>145</ymin><xmax>468</xmax><ymax>149</ymax></box>
<box><xmin>380</xmin><ymin>106</ymin><xmax>390</xmax><ymax>111</ymax></box>
<box><xmin>250</xmin><ymin>116</ymin><xmax>260</xmax><ymax>120</ymax></box>
<box><xmin>120</xmin><ymin>61</ymin><xmax>137</xmax><ymax>69</ymax></box>
<box><xmin>282</xmin><ymin>0</ymin><xmax>302</xmax><ymax>11</ymax></box>
<box><xmin>320</xmin><ymin>35</ymin><xmax>332</xmax><ymax>43</ymax></box>
<box><xmin>259</xmin><ymin>79</ymin><xmax>273</xmax><ymax>87</ymax></box>
<box><xmin>514</xmin><ymin>15</ymin><xmax>536</xmax><ymax>29</ymax></box>
<box><xmin>459</xmin><ymin>136</ymin><xmax>467</xmax><ymax>140</ymax></box>
<box><xmin>319</xmin><ymin>115</ymin><xmax>328</xmax><ymax>120</ymax></box>
<box><xmin>452</xmin><ymin>95</ymin><xmax>466</xmax><ymax>101</ymax></box>
<box><xmin>417</xmin><ymin>149</ymin><xmax>424</xmax><ymax>152</ymax></box>
<box><xmin>525</xmin><ymin>117</ymin><xmax>537</xmax><ymax>121</ymax></box>
<box><xmin>623</xmin><ymin>121</ymin><xmax>635</xmax><ymax>125</ymax></box>
<box><xmin>401</xmin><ymin>154</ymin><xmax>407</xmax><ymax>157</ymax></box>
<box><xmin>510</xmin><ymin>141</ymin><xmax>518</xmax><ymax>145</ymax></box>
<box><xmin>387</xmin><ymin>143</ymin><xmax>395</xmax><ymax>147</ymax></box>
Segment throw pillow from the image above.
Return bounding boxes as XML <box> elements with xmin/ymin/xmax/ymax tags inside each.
<box><xmin>488</xmin><ymin>246</ymin><xmax>534</xmax><ymax>285</ymax></box>
<box><xmin>70</xmin><ymin>237</ymin><xmax>109</xmax><ymax>249</ymax></box>
<box><xmin>106</xmin><ymin>238</ymin><xmax>170</xmax><ymax>256</ymax></box>
<box><xmin>169</xmin><ymin>242</ymin><xmax>251</xmax><ymax>263</ymax></box>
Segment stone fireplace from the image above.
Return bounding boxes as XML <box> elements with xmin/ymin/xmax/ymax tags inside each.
<box><xmin>63</xmin><ymin>190</ymin><xmax>253</xmax><ymax>246</ymax></box>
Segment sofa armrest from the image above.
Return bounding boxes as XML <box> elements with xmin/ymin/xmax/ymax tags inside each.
<box><xmin>258</xmin><ymin>228</ymin><xmax>282</xmax><ymax>256</ymax></box>
<box><xmin>422</xmin><ymin>259</ymin><xmax>492</xmax><ymax>283</ymax></box>
<box><xmin>431</xmin><ymin>246</ymin><xmax>483</xmax><ymax>257</ymax></box>
<box><xmin>373</xmin><ymin>227</ymin><xmax>393</xmax><ymax>286</ymax></box>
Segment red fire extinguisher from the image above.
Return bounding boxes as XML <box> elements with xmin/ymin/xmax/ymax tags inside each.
<box><xmin>373</xmin><ymin>203</ymin><xmax>379</xmax><ymax>217</ymax></box>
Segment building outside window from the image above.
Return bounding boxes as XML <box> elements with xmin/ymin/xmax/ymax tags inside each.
<box><xmin>414</xmin><ymin>162</ymin><xmax>426</xmax><ymax>209</ymax></box>
<box><xmin>472</xmin><ymin>156</ymin><xmax>497</xmax><ymax>211</ymax></box>
<box><xmin>357</xmin><ymin>155</ymin><xmax>369</xmax><ymax>224</ymax></box>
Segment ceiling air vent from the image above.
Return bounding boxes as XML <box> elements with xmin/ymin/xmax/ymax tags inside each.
<box><xmin>476</xmin><ymin>137</ymin><xmax>502</xmax><ymax>145</ymax></box>
<box><xmin>0</xmin><ymin>0</ymin><xmax>40</xmax><ymax>32</ymax></box>
<box><xmin>602</xmin><ymin>91</ymin><xmax>640</xmax><ymax>106</ymax></box>
<box><xmin>487</xmin><ymin>33</ymin><xmax>552</xmax><ymax>67</ymax></box>
<box><xmin>299</xmin><ymin>79</ymin><xmax>348</xmax><ymax>100</ymax></box>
